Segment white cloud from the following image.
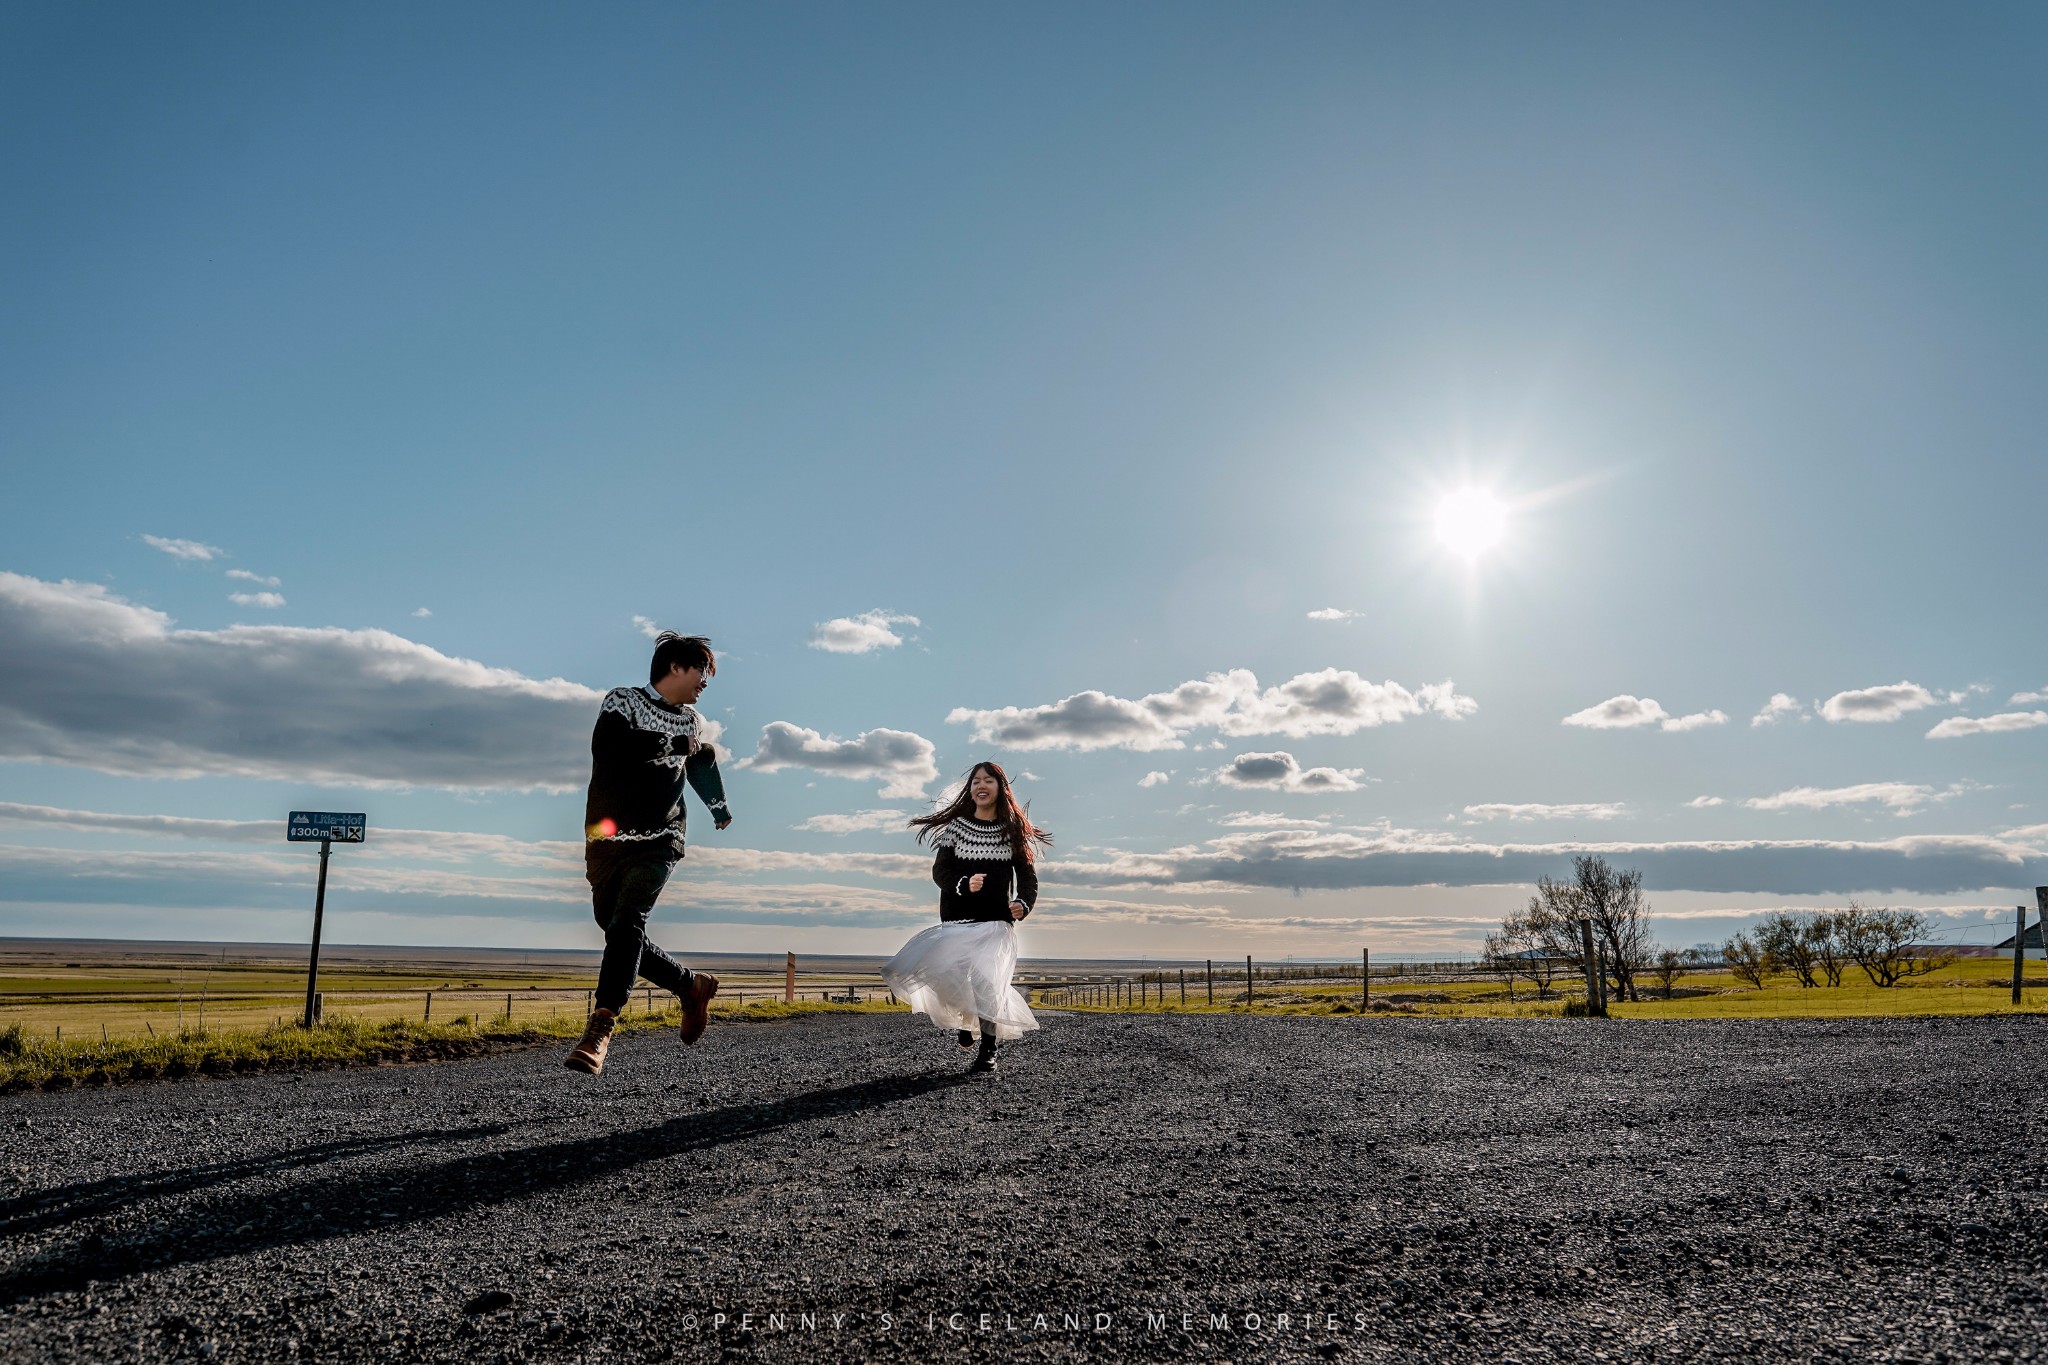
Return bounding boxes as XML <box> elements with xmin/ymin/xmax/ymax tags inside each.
<box><xmin>1561</xmin><ymin>695</ymin><xmax>1724</xmax><ymax>732</ymax></box>
<box><xmin>809</xmin><ymin>610</ymin><xmax>920</xmax><ymax>654</ymax></box>
<box><xmin>0</xmin><ymin>572</ymin><xmax>600</xmax><ymax>789</ymax></box>
<box><xmin>142</xmin><ymin>535</ymin><xmax>225</xmax><ymax>562</ymax></box>
<box><xmin>1686</xmin><ymin>796</ymin><xmax>1726</xmax><ymax>809</ymax></box>
<box><xmin>744</xmin><ymin>721</ymin><xmax>938</xmax><ymax>798</ymax></box>
<box><xmin>1463</xmin><ymin>802</ymin><xmax>1626</xmax><ymax>822</ymax></box>
<box><xmin>2010</xmin><ymin>687</ymin><xmax>2047</xmax><ymax>705</ymax></box>
<box><xmin>632</xmin><ymin>615</ymin><xmax>661</xmax><ymax>639</ymax></box>
<box><xmin>1138</xmin><ymin>771</ymin><xmax>1170</xmax><ymax>788</ymax></box>
<box><xmin>949</xmin><ymin>690</ymin><xmax>1182</xmax><ymax>752</ymax></box>
<box><xmin>1928</xmin><ymin>711</ymin><xmax>2048</xmax><ymax>739</ymax></box>
<box><xmin>0</xmin><ymin>801</ymin><xmax>580</xmax><ymax>869</ymax></box>
<box><xmin>1305</xmin><ymin>608</ymin><xmax>1361</xmax><ymax>622</ymax></box>
<box><xmin>1220</xmin><ymin>671</ymin><xmax>1477</xmax><ymax>737</ymax></box>
<box><xmin>1751</xmin><ymin>693</ymin><xmax>1805</xmax><ymax>727</ymax></box>
<box><xmin>1217</xmin><ymin>811</ymin><xmax>1330</xmax><ymax>829</ymax></box>
<box><xmin>413</xmin><ymin>607</ymin><xmax>432</xmax><ymax>619</ymax></box>
<box><xmin>793</xmin><ymin>809</ymin><xmax>909</xmax><ymax>835</ymax></box>
<box><xmin>948</xmin><ymin>668</ymin><xmax>1475</xmax><ymax>752</ymax></box>
<box><xmin>0</xmin><ymin>801</ymin><xmax>275</xmax><ymax>844</ymax></box>
<box><xmin>1213</xmin><ymin>751</ymin><xmax>1365</xmax><ymax>793</ymax></box>
<box><xmin>1044</xmin><ymin>826</ymin><xmax>2048</xmax><ymax>896</ymax></box>
<box><xmin>1562</xmin><ymin>695</ymin><xmax>1667</xmax><ymax>729</ymax></box>
<box><xmin>1820</xmin><ymin>681</ymin><xmax>1939</xmax><ymax>724</ymax></box>
<box><xmin>225</xmin><ymin>569</ymin><xmax>280</xmax><ymax>587</ymax></box>
<box><xmin>1743</xmin><ymin>782</ymin><xmax>1945</xmax><ymax>813</ymax></box>
<box><xmin>228</xmin><ymin>591</ymin><xmax>286</xmax><ymax>609</ymax></box>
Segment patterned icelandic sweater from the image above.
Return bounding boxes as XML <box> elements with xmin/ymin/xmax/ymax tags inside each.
<box><xmin>931</xmin><ymin>815</ymin><xmax>1039</xmax><ymax>923</ymax></box>
<box><xmin>583</xmin><ymin>686</ymin><xmax>730</xmax><ymax>873</ymax></box>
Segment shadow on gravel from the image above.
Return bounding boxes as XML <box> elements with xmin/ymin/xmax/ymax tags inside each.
<box><xmin>0</xmin><ymin>1069</ymin><xmax>963</xmax><ymax>1302</ymax></box>
<box><xmin>0</xmin><ymin>1123</ymin><xmax>514</xmax><ymax>1239</ymax></box>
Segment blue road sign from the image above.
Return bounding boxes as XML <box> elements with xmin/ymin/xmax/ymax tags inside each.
<box><xmin>287</xmin><ymin>811</ymin><xmax>366</xmax><ymax>843</ymax></box>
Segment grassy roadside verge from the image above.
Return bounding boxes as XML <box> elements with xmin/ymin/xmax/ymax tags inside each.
<box><xmin>1035</xmin><ymin>967</ymin><xmax>2048</xmax><ymax>1021</ymax></box>
<box><xmin>0</xmin><ymin>999</ymin><xmax>903</xmax><ymax>1094</ymax></box>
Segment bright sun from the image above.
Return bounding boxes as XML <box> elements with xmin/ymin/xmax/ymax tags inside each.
<box><xmin>1434</xmin><ymin>488</ymin><xmax>1507</xmax><ymax>559</ymax></box>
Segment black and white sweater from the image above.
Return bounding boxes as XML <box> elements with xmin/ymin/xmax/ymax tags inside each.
<box><xmin>583</xmin><ymin>686</ymin><xmax>730</xmax><ymax>870</ymax></box>
<box><xmin>932</xmin><ymin>815</ymin><xmax>1039</xmax><ymax>923</ymax></box>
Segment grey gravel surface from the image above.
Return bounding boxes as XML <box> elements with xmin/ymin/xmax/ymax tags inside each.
<box><xmin>3</xmin><ymin>1011</ymin><xmax>2046</xmax><ymax>1363</ymax></box>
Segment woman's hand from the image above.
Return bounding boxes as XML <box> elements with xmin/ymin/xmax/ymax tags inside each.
<box><xmin>1009</xmin><ymin>901</ymin><xmax>1028</xmax><ymax>920</ymax></box>
<box><xmin>967</xmin><ymin>873</ymin><xmax>986</xmax><ymax>892</ymax></box>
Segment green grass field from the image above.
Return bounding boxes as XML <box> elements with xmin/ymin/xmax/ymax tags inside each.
<box><xmin>0</xmin><ymin>997</ymin><xmax>905</xmax><ymax>1092</ymax></box>
<box><xmin>1043</xmin><ymin>955</ymin><xmax>2048</xmax><ymax>1020</ymax></box>
<box><xmin>0</xmin><ymin>957</ymin><xmax>890</xmax><ymax>1041</ymax></box>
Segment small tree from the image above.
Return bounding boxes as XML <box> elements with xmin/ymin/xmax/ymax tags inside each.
<box><xmin>1808</xmin><ymin>910</ymin><xmax>1849</xmax><ymax>986</ymax></box>
<box><xmin>1754</xmin><ymin>912</ymin><xmax>1820</xmax><ymax>988</ymax></box>
<box><xmin>1722</xmin><ymin>931</ymin><xmax>1771</xmax><ymax>989</ymax></box>
<box><xmin>1527</xmin><ymin>855</ymin><xmax>1654</xmax><ymax>1003</ymax></box>
<box><xmin>1652</xmin><ymin>948</ymin><xmax>1686</xmax><ymax>999</ymax></box>
<box><xmin>1838</xmin><ymin>904</ymin><xmax>1953</xmax><ymax>986</ymax></box>
<box><xmin>1485</xmin><ymin>909</ymin><xmax>1562</xmax><ymax>1001</ymax></box>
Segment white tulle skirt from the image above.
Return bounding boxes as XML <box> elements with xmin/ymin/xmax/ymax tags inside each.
<box><xmin>881</xmin><ymin>919</ymin><xmax>1039</xmax><ymax>1042</ymax></box>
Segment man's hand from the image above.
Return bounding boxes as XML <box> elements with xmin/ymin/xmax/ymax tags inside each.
<box><xmin>967</xmin><ymin>873</ymin><xmax>986</xmax><ymax>892</ymax></box>
<box><xmin>715</xmin><ymin>817</ymin><xmax>732</xmax><ymax>831</ymax></box>
<box><xmin>1009</xmin><ymin>901</ymin><xmax>1027</xmax><ymax>921</ymax></box>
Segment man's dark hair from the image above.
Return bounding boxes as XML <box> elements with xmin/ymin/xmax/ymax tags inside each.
<box><xmin>649</xmin><ymin>632</ymin><xmax>715</xmax><ymax>686</ymax></box>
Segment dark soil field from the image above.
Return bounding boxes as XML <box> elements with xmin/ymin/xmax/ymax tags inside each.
<box><xmin>3</xmin><ymin>1011</ymin><xmax>2044</xmax><ymax>1362</ymax></box>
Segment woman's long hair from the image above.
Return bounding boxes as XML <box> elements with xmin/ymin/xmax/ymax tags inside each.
<box><xmin>909</xmin><ymin>761</ymin><xmax>1053</xmax><ymax>861</ymax></box>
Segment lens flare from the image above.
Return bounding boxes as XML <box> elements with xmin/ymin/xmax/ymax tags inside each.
<box><xmin>1434</xmin><ymin>488</ymin><xmax>1507</xmax><ymax>559</ymax></box>
<box><xmin>586</xmin><ymin>818</ymin><xmax>618</xmax><ymax>839</ymax></box>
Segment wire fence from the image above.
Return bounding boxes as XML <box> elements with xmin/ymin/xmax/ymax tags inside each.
<box><xmin>1031</xmin><ymin>956</ymin><xmax>1522</xmax><ymax>1010</ymax></box>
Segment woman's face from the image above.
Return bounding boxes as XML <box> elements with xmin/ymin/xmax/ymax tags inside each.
<box><xmin>969</xmin><ymin>768</ymin><xmax>1001</xmax><ymax>808</ymax></box>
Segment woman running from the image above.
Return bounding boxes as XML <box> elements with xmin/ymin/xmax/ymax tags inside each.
<box><xmin>881</xmin><ymin>762</ymin><xmax>1050</xmax><ymax>1072</ymax></box>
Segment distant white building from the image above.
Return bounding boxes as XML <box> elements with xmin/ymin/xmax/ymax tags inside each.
<box><xmin>1993</xmin><ymin>923</ymin><xmax>2044</xmax><ymax>962</ymax></box>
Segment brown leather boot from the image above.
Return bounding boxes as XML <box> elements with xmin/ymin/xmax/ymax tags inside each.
<box><xmin>679</xmin><ymin>972</ymin><xmax>720</xmax><ymax>1046</ymax></box>
<box><xmin>564</xmin><ymin>1007</ymin><xmax>615</xmax><ymax>1074</ymax></box>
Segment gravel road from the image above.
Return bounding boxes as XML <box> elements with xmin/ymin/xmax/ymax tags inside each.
<box><xmin>3</xmin><ymin>1010</ymin><xmax>2045</xmax><ymax>1362</ymax></box>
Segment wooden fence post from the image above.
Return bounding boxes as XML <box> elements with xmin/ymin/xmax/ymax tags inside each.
<box><xmin>1580</xmin><ymin>922</ymin><xmax>1603</xmax><ymax>1016</ymax></box>
<box><xmin>1246</xmin><ymin>955</ymin><xmax>1254</xmax><ymax>1007</ymax></box>
<box><xmin>2016</xmin><ymin>904</ymin><xmax>2029</xmax><ymax>1006</ymax></box>
<box><xmin>1362</xmin><ymin>948</ymin><xmax>1369</xmax><ymax>1008</ymax></box>
<box><xmin>424</xmin><ymin>990</ymin><xmax>432</xmax><ymax>1023</ymax></box>
<box><xmin>786</xmin><ymin>951</ymin><xmax>796</xmax><ymax>1004</ymax></box>
<box><xmin>505</xmin><ymin>992</ymin><xmax>513</xmax><ymax>1020</ymax></box>
<box><xmin>1180</xmin><ymin>968</ymin><xmax>1186</xmax><ymax>1005</ymax></box>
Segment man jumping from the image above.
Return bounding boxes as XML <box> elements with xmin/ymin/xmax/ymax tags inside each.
<box><xmin>566</xmin><ymin>632</ymin><xmax>731</xmax><ymax>1076</ymax></box>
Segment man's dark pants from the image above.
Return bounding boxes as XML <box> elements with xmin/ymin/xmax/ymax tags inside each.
<box><xmin>589</xmin><ymin>854</ymin><xmax>693</xmax><ymax>1013</ymax></box>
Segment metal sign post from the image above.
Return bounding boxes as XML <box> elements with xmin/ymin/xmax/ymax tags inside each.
<box><xmin>288</xmin><ymin>811</ymin><xmax>366</xmax><ymax>1028</ymax></box>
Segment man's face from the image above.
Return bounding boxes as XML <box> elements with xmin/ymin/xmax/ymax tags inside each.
<box><xmin>667</xmin><ymin>664</ymin><xmax>710</xmax><ymax>704</ymax></box>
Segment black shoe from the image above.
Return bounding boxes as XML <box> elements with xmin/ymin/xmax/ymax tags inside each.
<box><xmin>956</xmin><ymin>1029</ymin><xmax>975</xmax><ymax>1050</ymax></box>
<box><xmin>969</xmin><ymin>1029</ymin><xmax>999</xmax><ymax>1073</ymax></box>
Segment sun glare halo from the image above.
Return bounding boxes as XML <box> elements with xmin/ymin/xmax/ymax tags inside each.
<box><xmin>1434</xmin><ymin>488</ymin><xmax>1507</xmax><ymax>560</ymax></box>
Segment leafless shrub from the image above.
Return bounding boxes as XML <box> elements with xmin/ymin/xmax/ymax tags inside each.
<box><xmin>1524</xmin><ymin>855</ymin><xmax>1653</xmax><ymax>1003</ymax></box>
<box><xmin>1837</xmin><ymin>902</ymin><xmax>1953</xmax><ymax>986</ymax></box>
<box><xmin>1722</xmin><ymin>931</ymin><xmax>1770</xmax><ymax>989</ymax></box>
<box><xmin>1652</xmin><ymin>948</ymin><xmax>1686</xmax><ymax>999</ymax></box>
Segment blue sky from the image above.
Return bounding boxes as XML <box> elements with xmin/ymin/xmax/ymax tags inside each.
<box><xmin>3</xmin><ymin>2</ymin><xmax>2045</xmax><ymax>959</ymax></box>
